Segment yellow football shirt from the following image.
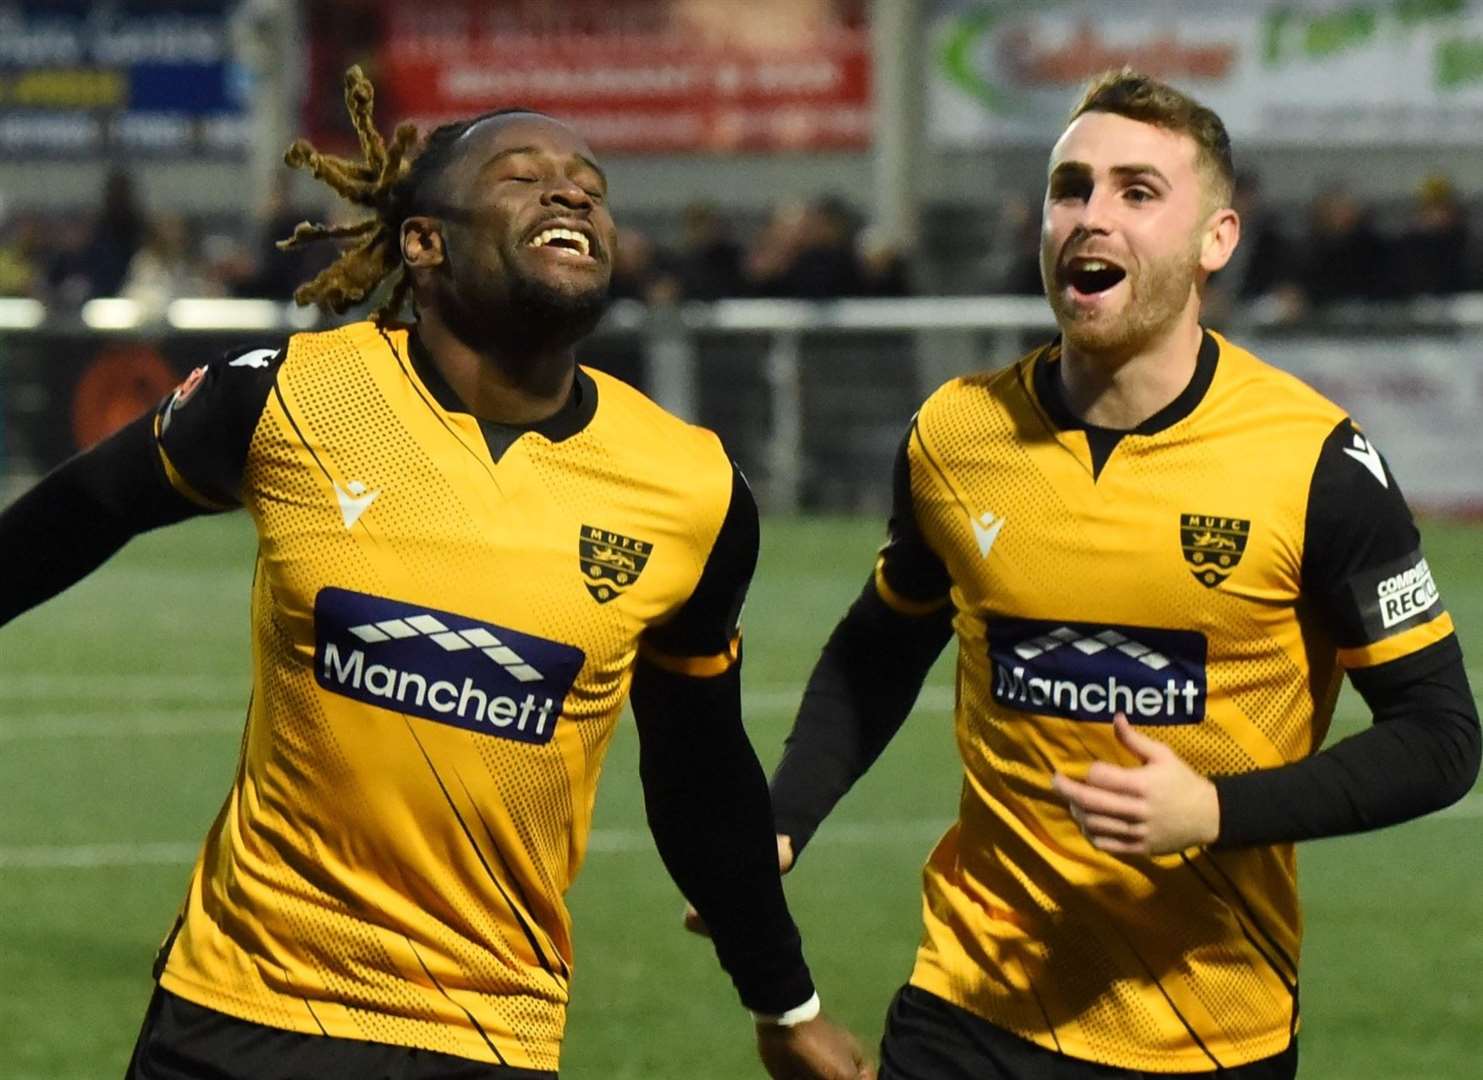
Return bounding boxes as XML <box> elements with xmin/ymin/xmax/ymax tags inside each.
<box><xmin>148</xmin><ymin>320</ymin><xmax>745</xmax><ymax>1071</ymax></box>
<box><xmin>872</xmin><ymin>330</ymin><xmax>1455</xmax><ymax>1072</ymax></box>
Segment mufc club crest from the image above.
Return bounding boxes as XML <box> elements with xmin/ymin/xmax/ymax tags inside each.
<box><xmin>579</xmin><ymin>525</ymin><xmax>653</xmax><ymax>604</ymax></box>
<box><xmin>1179</xmin><ymin>514</ymin><xmax>1251</xmax><ymax>589</ymax></box>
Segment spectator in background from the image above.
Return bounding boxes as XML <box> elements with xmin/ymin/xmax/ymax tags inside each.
<box><xmin>608</xmin><ymin>226</ymin><xmax>680</xmax><ymax>305</ymax></box>
<box><xmin>979</xmin><ymin>193</ymin><xmax>1044</xmax><ymax>296</ymax></box>
<box><xmin>1229</xmin><ymin>171</ymin><xmax>1293</xmax><ymax>301</ymax></box>
<box><xmin>1396</xmin><ymin>173</ymin><xmax>1470</xmax><ymax>297</ymax></box>
<box><xmin>854</xmin><ymin>225</ymin><xmax>912</xmax><ymax>297</ymax></box>
<box><xmin>0</xmin><ymin>196</ymin><xmax>42</xmax><ymax>298</ymax></box>
<box><xmin>1297</xmin><ymin>184</ymin><xmax>1392</xmax><ymax>306</ymax></box>
<box><xmin>744</xmin><ymin>199</ymin><xmax>809</xmax><ymax>296</ymax></box>
<box><xmin>120</xmin><ymin>214</ymin><xmax>217</xmax><ymax>320</ymax></box>
<box><xmin>233</xmin><ymin>173</ymin><xmax>333</xmax><ymax>301</ymax></box>
<box><xmin>44</xmin><ymin>169</ymin><xmax>149</xmax><ymax>306</ymax></box>
<box><xmin>747</xmin><ymin>196</ymin><xmax>863</xmax><ymax>299</ymax></box>
<box><xmin>783</xmin><ymin>196</ymin><xmax>863</xmax><ymax>298</ymax></box>
<box><xmin>89</xmin><ymin>169</ymin><xmax>149</xmax><ymax>298</ymax></box>
<box><xmin>671</xmin><ymin>201</ymin><xmax>744</xmax><ymax>300</ymax></box>
<box><xmin>1206</xmin><ymin>171</ymin><xmax>1301</xmax><ymax>325</ymax></box>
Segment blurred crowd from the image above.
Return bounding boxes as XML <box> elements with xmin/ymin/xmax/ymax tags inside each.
<box><xmin>970</xmin><ymin>170</ymin><xmax>1477</xmax><ymax>324</ymax></box>
<box><xmin>0</xmin><ymin>170</ymin><xmax>334</xmax><ymax>320</ymax></box>
<box><xmin>0</xmin><ymin>166</ymin><xmax>1476</xmax><ymax>320</ymax></box>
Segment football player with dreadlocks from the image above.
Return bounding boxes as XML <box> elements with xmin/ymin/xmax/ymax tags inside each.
<box><xmin>0</xmin><ymin>68</ymin><xmax>871</xmax><ymax>1080</ymax></box>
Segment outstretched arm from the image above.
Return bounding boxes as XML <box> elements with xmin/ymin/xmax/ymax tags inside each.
<box><xmin>0</xmin><ymin>410</ymin><xmax>204</xmax><ymax>627</ymax></box>
<box><xmin>2</xmin><ymin>341</ymin><xmax>284</xmax><ymax>630</ymax></box>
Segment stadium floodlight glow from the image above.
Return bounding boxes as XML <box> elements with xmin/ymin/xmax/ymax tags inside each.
<box><xmin>0</xmin><ymin>297</ymin><xmax>45</xmax><ymax>329</ymax></box>
<box><xmin>167</xmin><ymin>298</ymin><xmax>282</xmax><ymax>330</ymax></box>
<box><xmin>80</xmin><ymin>298</ymin><xmax>142</xmax><ymax>330</ymax></box>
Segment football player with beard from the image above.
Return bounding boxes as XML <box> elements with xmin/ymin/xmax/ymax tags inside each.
<box><xmin>0</xmin><ymin>68</ymin><xmax>871</xmax><ymax>1080</ymax></box>
<box><xmin>758</xmin><ymin>69</ymin><xmax>1478</xmax><ymax>1079</ymax></box>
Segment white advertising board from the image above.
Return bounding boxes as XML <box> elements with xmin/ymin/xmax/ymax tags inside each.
<box><xmin>1255</xmin><ymin>335</ymin><xmax>1483</xmax><ymax>515</ymax></box>
<box><xmin>931</xmin><ymin>0</ymin><xmax>1483</xmax><ymax>146</ymax></box>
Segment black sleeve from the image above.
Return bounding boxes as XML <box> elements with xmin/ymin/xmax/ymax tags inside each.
<box><xmin>154</xmin><ymin>341</ymin><xmax>285</xmax><ymax>507</ymax></box>
<box><xmin>1213</xmin><ymin>419</ymin><xmax>1480</xmax><ymax>846</ymax></box>
<box><xmin>630</xmin><ymin>466</ymin><xmax>814</xmax><ymax>1015</ymax></box>
<box><xmin>640</xmin><ymin>462</ymin><xmax>756</xmax><ymax>662</ymax></box>
<box><xmin>0</xmin><ymin>410</ymin><xmax>203</xmax><ymax>627</ymax></box>
<box><xmin>770</xmin><ymin>426</ymin><xmax>955</xmax><ymax>857</ymax></box>
<box><xmin>631</xmin><ymin>658</ymin><xmax>814</xmax><ymax>1015</ymax></box>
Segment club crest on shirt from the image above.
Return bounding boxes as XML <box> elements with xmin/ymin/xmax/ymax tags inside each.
<box><xmin>1179</xmin><ymin>514</ymin><xmax>1251</xmax><ymax>588</ymax></box>
<box><xmin>171</xmin><ymin>365</ymin><xmax>207</xmax><ymax>408</ymax></box>
<box><xmin>158</xmin><ymin>365</ymin><xmax>207</xmax><ymax>434</ymax></box>
<box><xmin>579</xmin><ymin>525</ymin><xmax>652</xmax><ymax>604</ymax></box>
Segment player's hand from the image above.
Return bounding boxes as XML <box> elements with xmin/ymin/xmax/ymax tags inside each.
<box><xmin>683</xmin><ymin>834</ymin><xmax>796</xmax><ymax>937</ymax></box>
<box><xmin>756</xmin><ymin>1014</ymin><xmax>875</xmax><ymax>1080</ymax></box>
<box><xmin>1050</xmin><ymin>713</ymin><xmax>1220</xmax><ymax>855</ymax></box>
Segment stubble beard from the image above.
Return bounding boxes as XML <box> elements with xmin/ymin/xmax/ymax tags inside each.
<box><xmin>443</xmin><ymin>248</ymin><xmax>612</xmax><ymax>358</ymax></box>
<box><xmin>506</xmin><ymin>270</ymin><xmax>610</xmax><ymax>349</ymax></box>
<box><xmin>1050</xmin><ymin>248</ymin><xmax>1200</xmax><ymax>359</ymax></box>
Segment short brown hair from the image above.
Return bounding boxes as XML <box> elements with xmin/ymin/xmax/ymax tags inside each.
<box><xmin>1069</xmin><ymin>68</ymin><xmax>1234</xmax><ymax>209</ymax></box>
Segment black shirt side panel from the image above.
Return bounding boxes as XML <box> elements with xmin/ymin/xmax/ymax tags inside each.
<box><xmin>1299</xmin><ymin>418</ymin><xmax>1440</xmax><ymax>648</ymax></box>
<box><xmin>0</xmin><ymin>411</ymin><xmax>204</xmax><ymax>627</ymax></box>
<box><xmin>156</xmin><ymin>341</ymin><xmax>287</xmax><ymax>506</ymax></box>
<box><xmin>1213</xmin><ymin>418</ymin><xmax>1478</xmax><ymax>846</ymax></box>
<box><xmin>877</xmin><ymin>423</ymin><xmax>952</xmax><ymax>606</ymax></box>
<box><xmin>641</xmin><ymin>463</ymin><xmax>758</xmax><ymax>660</ymax></box>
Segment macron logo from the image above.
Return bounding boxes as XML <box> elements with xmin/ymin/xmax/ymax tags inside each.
<box><xmin>229</xmin><ymin>347</ymin><xmax>279</xmax><ymax>369</ymax></box>
<box><xmin>333</xmin><ymin>480</ymin><xmax>379</xmax><ymax>529</ymax></box>
<box><xmin>971</xmin><ymin>510</ymin><xmax>1006</xmax><ymax>558</ymax></box>
<box><xmin>1342</xmin><ymin>433</ymin><xmax>1388</xmax><ymax>488</ymax></box>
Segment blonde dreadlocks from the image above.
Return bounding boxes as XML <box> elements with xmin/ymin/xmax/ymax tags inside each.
<box><xmin>277</xmin><ymin>66</ymin><xmax>419</xmax><ymax>322</ymax></box>
<box><xmin>282</xmin><ymin>67</ymin><xmax>547</xmax><ymax>323</ymax></box>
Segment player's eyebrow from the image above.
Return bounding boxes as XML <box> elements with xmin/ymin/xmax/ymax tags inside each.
<box><xmin>1048</xmin><ymin>161</ymin><xmax>1171</xmax><ymax>188</ymax></box>
<box><xmin>1109</xmin><ymin>163</ymin><xmax>1170</xmax><ymax>188</ymax></box>
<box><xmin>486</xmin><ymin>146</ymin><xmax>608</xmax><ymax>188</ymax></box>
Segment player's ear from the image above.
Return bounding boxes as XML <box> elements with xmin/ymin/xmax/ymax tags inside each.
<box><xmin>401</xmin><ymin>216</ymin><xmax>445</xmax><ymax>269</ymax></box>
<box><xmin>1198</xmin><ymin>204</ymin><xmax>1240</xmax><ymax>274</ymax></box>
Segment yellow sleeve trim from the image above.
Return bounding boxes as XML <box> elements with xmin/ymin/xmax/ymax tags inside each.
<box><xmin>1338</xmin><ymin>611</ymin><xmax>1456</xmax><ymax>670</ymax></box>
<box><xmin>153</xmin><ymin>413</ymin><xmax>235</xmax><ymax>512</ymax></box>
<box><xmin>639</xmin><ymin>634</ymin><xmax>741</xmax><ymax>678</ymax></box>
<box><xmin>874</xmin><ymin>558</ymin><xmax>949</xmax><ymax>617</ymax></box>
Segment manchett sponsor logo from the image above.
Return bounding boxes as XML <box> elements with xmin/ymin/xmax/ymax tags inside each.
<box><xmin>1376</xmin><ymin>558</ymin><xmax>1439</xmax><ymax>630</ymax></box>
<box><xmin>988</xmin><ymin>618</ymin><xmax>1207</xmax><ymax>725</ymax></box>
<box><xmin>314</xmin><ymin>588</ymin><xmax>584</xmax><ymax>745</ymax></box>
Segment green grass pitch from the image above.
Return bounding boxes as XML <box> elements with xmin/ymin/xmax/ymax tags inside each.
<box><xmin>1</xmin><ymin>515</ymin><xmax>1479</xmax><ymax>1079</ymax></box>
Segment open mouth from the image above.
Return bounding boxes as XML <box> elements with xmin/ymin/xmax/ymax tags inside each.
<box><xmin>525</xmin><ymin>226</ymin><xmax>593</xmax><ymax>259</ymax></box>
<box><xmin>1063</xmin><ymin>257</ymin><xmax>1127</xmax><ymax>296</ymax></box>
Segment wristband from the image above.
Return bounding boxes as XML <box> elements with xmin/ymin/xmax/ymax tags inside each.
<box><xmin>752</xmin><ymin>991</ymin><xmax>820</xmax><ymax>1028</ymax></box>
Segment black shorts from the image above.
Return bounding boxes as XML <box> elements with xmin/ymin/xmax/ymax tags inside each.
<box><xmin>125</xmin><ymin>986</ymin><xmax>558</xmax><ymax>1080</ymax></box>
<box><xmin>879</xmin><ymin>985</ymin><xmax>1298</xmax><ymax>1080</ymax></box>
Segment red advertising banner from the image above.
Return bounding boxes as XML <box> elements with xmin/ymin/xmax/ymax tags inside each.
<box><xmin>309</xmin><ymin>0</ymin><xmax>872</xmax><ymax>153</ymax></box>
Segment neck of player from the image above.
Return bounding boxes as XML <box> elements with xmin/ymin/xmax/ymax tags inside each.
<box><xmin>416</xmin><ymin>309</ymin><xmax>576</xmax><ymax>426</ymax></box>
<box><xmin>1057</xmin><ymin>303</ymin><xmax>1204</xmax><ymax>431</ymax></box>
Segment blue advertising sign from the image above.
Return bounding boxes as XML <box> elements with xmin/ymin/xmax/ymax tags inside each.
<box><xmin>0</xmin><ymin>1</ymin><xmax>248</xmax><ymax>157</ymax></box>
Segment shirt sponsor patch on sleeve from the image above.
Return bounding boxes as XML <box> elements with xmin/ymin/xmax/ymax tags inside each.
<box><xmin>1349</xmin><ymin>551</ymin><xmax>1445</xmax><ymax>641</ymax></box>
